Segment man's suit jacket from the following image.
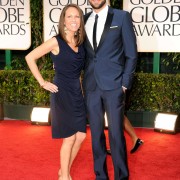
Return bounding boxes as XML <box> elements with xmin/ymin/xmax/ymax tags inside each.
<box><xmin>83</xmin><ymin>6</ymin><xmax>137</xmax><ymax>91</ymax></box>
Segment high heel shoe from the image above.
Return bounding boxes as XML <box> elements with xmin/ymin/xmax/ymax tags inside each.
<box><xmin>130</xmin><ymin>138</ymin><xmax>144</xmax><ymax>154</ymax></box>
<box><xmin>106</xmin><ymin>149</ymin><xmax>111</xmax><ymax>155</ymax></box>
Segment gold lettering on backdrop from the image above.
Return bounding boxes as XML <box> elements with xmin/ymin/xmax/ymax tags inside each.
<box><xmin>130</xmin><ymin>3</ymin><xmax>180</xmax><ymax>37</ymax></box>
<box><xmin>130</xmin><ymin>0</ymin><xmax>180</xmax><ymax>5</ymax></box>
<box><xmin>48</xmin><ymin>0</ymin><xmax>89</xmax><ymax>6</ymax></box>
<box><xmin>0</xmin><ymin>0</ymin><xmax>27</xmax><ymax>35</ymax></box>
<box><xmin>124</xmin><ymin>0</ymin><xmax>180</xmax><ymax>51</ymax></box>
<box><xmin>0</xmin><ymin>0</ymin><xmax>24</xmax><ymax>6</ymax></box>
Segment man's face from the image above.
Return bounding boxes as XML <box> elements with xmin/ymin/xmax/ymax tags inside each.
<box><xmin>89</xmin><ymin>0</ymin><xmax>106</xmax><ymax>11</ymax></box>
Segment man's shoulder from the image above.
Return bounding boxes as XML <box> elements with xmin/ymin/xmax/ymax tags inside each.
<box><xmin>111</xmin><ymin>7</ymin><xmax>128</xmax><ymax>15</ymax></box>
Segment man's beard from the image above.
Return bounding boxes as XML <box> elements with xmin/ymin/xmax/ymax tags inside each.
<box><xmin>89</xmin><ymin>0</ymin><xmax>106</xmax><ymax>10</ymax></box>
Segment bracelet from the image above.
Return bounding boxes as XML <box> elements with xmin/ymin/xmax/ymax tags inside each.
<box><xmin>40</xmin><ymin>81</ymin><xmax>47</xmax><ymax>87</ymax></box>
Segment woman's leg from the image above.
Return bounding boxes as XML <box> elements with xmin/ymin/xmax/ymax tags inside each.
<box><xmin>59</xmin><ymin>132</ymin><xmax>86</xmax><ymax>180</ymax></box>
<box><xmin>59</xmin><ymin>135</ymin><xmax>76</xmax><ymax>180</ymax></box>
<box><xmin>107</xmin><ymin>115</ymin><xmax>143</xmax><ymax>154</ymax></box>
<box><xmin>69</xmin><ymin>132</ymin><xmax>86</xmax><ymax>169</ymax></box>
<box><xmin>124</xmin><ymin>115</ymin><xmax>138</xmax><ymax>146</ymax></box>
<box><xmin>124</xmin><ymin>115</ymin><xmax>143</xmax><ymax>153</ymax></box>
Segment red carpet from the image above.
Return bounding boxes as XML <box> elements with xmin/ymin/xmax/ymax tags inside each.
<box><xmin>0</xmin><ymin>120</ymin><xmax>179</xmax><ymax>180</ymax></box>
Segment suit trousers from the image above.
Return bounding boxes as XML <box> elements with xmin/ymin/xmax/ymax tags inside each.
<box><xmin>85</xmin><ymin>86</ymin><xmax>129</xmax><ymax>180</ymax></box>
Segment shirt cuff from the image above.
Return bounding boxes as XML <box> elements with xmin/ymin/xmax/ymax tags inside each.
<box><xmin>122</xmin><ymin>86</ymin><xmax>127</xmax><ymax>90</ymax></box>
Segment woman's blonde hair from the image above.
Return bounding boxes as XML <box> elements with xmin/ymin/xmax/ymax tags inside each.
<box><xmin>58</xmin><ymin>4</ymin><xmax>86</xmax><ymax>46</ymax></box>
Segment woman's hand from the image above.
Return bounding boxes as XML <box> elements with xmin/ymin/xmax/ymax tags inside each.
<box><xmin>41</xmin><ymin>81</ymin><xmax>58</xmax><ymax>93</ymax></box>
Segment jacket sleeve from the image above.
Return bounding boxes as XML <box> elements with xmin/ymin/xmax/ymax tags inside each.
<box><xmin>121</xmin><ymin>11</ymin><xmax>137</xmax><ymax>89</ymax></box>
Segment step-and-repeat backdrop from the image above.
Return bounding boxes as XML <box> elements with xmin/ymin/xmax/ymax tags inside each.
<box><xmin>0</xmin><ymin>0</ymin><xmax>179</xmax><ymax>52</ymax></box>
<box><xmin>0</xmin><ymin>0</ymin><xmax>31</xmax><ymax>50</ymax></box>
<box><xmin>123</xmin><ymin>0</ymin><xmax>180</xmax><ymax>52</ymax></box>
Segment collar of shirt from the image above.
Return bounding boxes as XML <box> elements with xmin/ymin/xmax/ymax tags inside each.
<box><xmin>85</xmin><ymin>5</ymin><xmax>109</xmax><ymax>48</ymax></box>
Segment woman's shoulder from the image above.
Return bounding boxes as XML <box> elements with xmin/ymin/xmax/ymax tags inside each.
<box><xmin>54</xmin><ymin>34</ymin><xmax>62</xmax><ymax>41</ymax></box>
<box><xmin>53</xmin><ymin>35</ymin><xmax>65</xmax><ymax>46</ymax></box>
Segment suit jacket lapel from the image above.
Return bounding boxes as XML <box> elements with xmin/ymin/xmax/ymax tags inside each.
<box><xmin>97</xmin><ymin>7</ymin><xmax>114</xmax><ymax>51</ymax></box>
<box><xmin>84</xmin><ymin>12</ymin><xmax>94</xmax><ymax>52</ymax></box>
<box><xmin>84</xmin><ymin>12</ymin><xmax>91</xmax><ymax>24</ymax></box>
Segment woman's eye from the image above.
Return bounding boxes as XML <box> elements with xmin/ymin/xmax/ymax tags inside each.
<box><xmin>66</xmin><ymin>15</ymin><xmax>80</xmax><ymax>19</ymax></box>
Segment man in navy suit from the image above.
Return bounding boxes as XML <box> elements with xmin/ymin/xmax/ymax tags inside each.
<box><xmin>83</xmin><ymin>0</ymin><xmax>137</xmax><ymax>179</ymax></box>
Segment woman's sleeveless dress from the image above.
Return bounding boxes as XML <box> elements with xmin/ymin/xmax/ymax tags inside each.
<box><xmin>50</xmin><ymin>35</ymin><xmax>86</xmax><ymax>138</ymax></box>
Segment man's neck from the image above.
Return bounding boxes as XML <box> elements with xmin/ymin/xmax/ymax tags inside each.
<box><xmin>93</xmin><ymin>4</ymin><xmax>107</xmax><ymax>14</ymax></box>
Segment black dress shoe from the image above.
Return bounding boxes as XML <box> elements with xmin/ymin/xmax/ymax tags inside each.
<box><xmin>106</xmin><ymin>149</ymin><xmax>111</xmax><ymax>155</ymax></box>
<box><xmin>130</xmin><ymin>138</ymin><xmax>143</xmax><ymax>154</ymax></box>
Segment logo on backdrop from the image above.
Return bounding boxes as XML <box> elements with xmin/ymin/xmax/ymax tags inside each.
<box><xmin>43</xmin><ymin>0</ymin><xmax>93</xmax><ymax>42</ymax></box>
<box><xmin>123</xmin><ymin>0</ymin><xmax>180</xmax><ymax>52</ymax></box>
<box><xmin>0</xmin><ymin>0</ymin><xmax>31</xmax><ymax>50</ymax></box>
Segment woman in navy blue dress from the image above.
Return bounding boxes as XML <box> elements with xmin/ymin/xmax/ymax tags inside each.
<box><xmin>25</xmin><ymin>4</ymin><xmax>86</xmax><ymax>180</ymax></box>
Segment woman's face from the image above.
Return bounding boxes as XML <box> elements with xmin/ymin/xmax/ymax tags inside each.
<box><xmin>64</xmin><ymin>7</ymin><xmax>81</xmax><ymax>33</ymax></box>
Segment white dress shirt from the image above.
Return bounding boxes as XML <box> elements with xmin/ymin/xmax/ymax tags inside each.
<box><xmin>85</xmin><ymin>5</ymin><xmax>108</xmax><ymax>49</ymax></box>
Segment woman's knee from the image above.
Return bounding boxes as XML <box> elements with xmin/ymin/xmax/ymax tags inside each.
<box><xmin>63</xmin><ymin>135</ymin><xmax>76</xmax><ymax>146</ymax></box>
<box><xmin>76</xmin><ymin>132</ymin><xmax>86</xmax><ymax>143</ymax></box>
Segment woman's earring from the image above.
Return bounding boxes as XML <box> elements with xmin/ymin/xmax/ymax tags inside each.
<box><xmin>77</xmin><ymin>28</ymin><xmax>80</xmax><ymax>37</ymax></box>
<box><xmin>64</xmin><ymin>25</ymin><xmax>67</xmax><ymax>34</ymax></box>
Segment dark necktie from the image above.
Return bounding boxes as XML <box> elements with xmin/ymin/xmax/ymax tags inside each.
<box><xmin>93</xmin><ymin>14</ymin><xmax>98</xmax><ymax>51</ymax></box>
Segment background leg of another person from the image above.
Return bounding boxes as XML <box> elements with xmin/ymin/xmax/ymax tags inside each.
<box><xmin>107</xmin><ymin>115</ymin><xmax>144</xmax><ymax>155</ymax></box>
<box><xmin>124</xmin><ymin>115</ymin><xmax>144</xmax><ymax>153</ymax></box>
<box><xmin>124</xmin><ymin>115</ymin><xmax>138</xmax><ymax>146</ymax></box>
